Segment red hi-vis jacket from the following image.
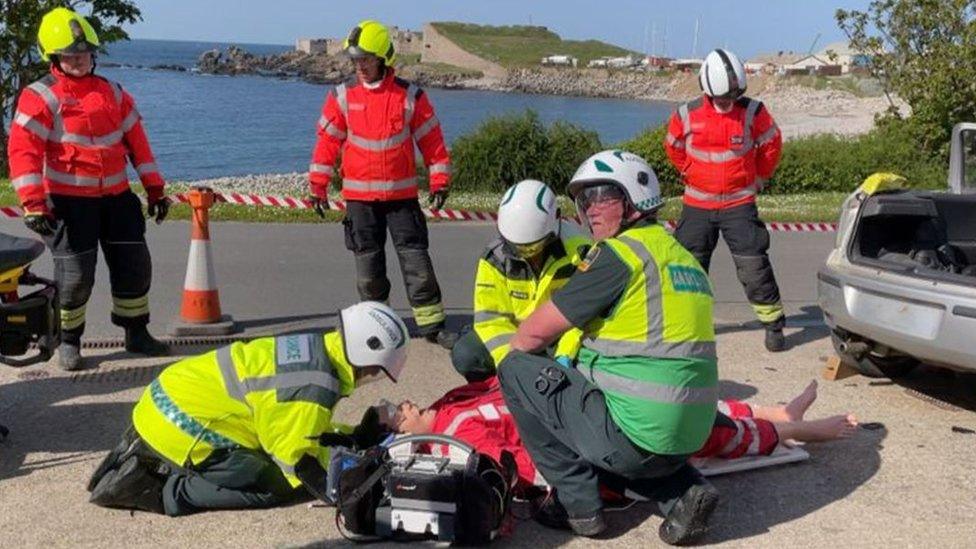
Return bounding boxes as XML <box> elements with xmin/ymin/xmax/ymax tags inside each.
<box><xmin>309</xmin><ymin>69</ymin><xmax>451</xmax><ymax>202</ymax></box>
<box><xmin>7</xmin><ymin>68</ymin><xmax>165</xmax><ymax>211</ymax></box>
<box><xmin>427</xmin><ymin>377</ymin><xmax>540</xmax><ymax>490</ymax></box>
<box><xmin>664</xmin><ymin>95</ymin><xmax>782</xmax><ymax>210</ymax></box>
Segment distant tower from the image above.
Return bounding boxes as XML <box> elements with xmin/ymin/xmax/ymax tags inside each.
<box><xmin>692</xmin><ymin>17</ymin><xmax>701</xmax><ymax>58</ymax></box>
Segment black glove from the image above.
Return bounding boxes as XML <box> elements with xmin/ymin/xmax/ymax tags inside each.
<box><xmin>294</xmin><ymin>454</ymin><xmax>332</xmax><ymax>504</ymax></box>
<box><xmin>24</xmin><ymin>212</ymin><xmax>57</xmax><ymax>237</ymax></box>
<box><xmin>312</xmin><ymin>407</ymin><xmax>390</xmax><ymax>451</ymax></box>
<box><xmin>309</xmin><ymin>196</ymin><xmax>329</xmax><ymax>219</ymax></box>
<box><xmin>428</xmin><ymin>189</ymin><xmax>448</xmax><ymax>210</ymax></box>
<box><xmin>147</xmin><ymin>197</ymin><xmax>170</xmax><ymax>224</ymax></box>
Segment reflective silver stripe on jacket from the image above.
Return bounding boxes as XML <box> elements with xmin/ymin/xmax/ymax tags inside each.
<box><xmin>678</xmin><ymin>99</ymin><xmax>762</xmax><ymax>163</ymax></box>
<box><xmin>44</xmin><ymin>165</ymin><xmax>127</xmax><ymax>187</ymax></box>
<box><xmin>473</xmin><ymin>310</ymin><xmax>516</xmax><ymax>323</ymax></box>
<box><xmin>309</xmin><ymin>163</ymin><xmax>334</xmax><ymax>175</ymax></box>
<box><xmin>11</xmin><ymin>173</ymin><xmax>43</xmax><ymax>190</ymax></box>
<box><xmin>665</xmin><ymin>132</ymin><xmax>685</xmax><ymax>149</ymax></box>
<box><xmin>109</xmin><ymin>81</ymin><xmax>123</xmax><ymax>106</ymax></box>
<box><xmin>428</xmin><ymin>163</ymin><xmax>452</xmax><ymax>175</ymax></box>
<box><xmin>578</xmin><ymin>365</ymin><xmax>718</xmax><ymax>405</ymax></box>
<box><xmin>135</xmin><ymin>162</ymin><xmax>159</xmax><ymax>176</ymax></box>
<box><xmin>271</xmin><ymin>456</ymin><xmax>296</xmax><ymax>476</ymax></box>
<box><xmin>343</xmin><ymin>177</ymin><xmax>417</xmax><ymax>192</ymax></box>
<box><xmin>582</xmin><ymin>236</ymin><xmax>717</xmax><ymax>360</ymax></box>
<box><xmin>334</xmin><ymin>84</ymin><xmax>348</xmax><ymax>116</ymax></box>
<box><xmin>404</xmin><ymin>84</ymin><xmax>418</xmax><ymax>126</ymax></box>
<box><xmin>347</xmin><ymin>127</ymin><xmax>411</xmax><ymax>151</ymax></box>
<box><xmin>412</xmin><ymin>115</ymin><xmax>440</xmax><ymax>141</ymax></box>
<box><xmin>719</xmin><ymin>420</ymin><xmax>746</xmax><ymax>456</ymax></box>
<box><xmin>755</xmin><ymin>123</ymin><xmax>779</xmax><ymax>146</ymax></box>
<box><xmin>684</xmin><ymin>181</ymin><xmax>760</xmax><ymax>203</ymax></box>
<box><xmin>483</xmin><ymin>333</ymin><xmax>511</xmax><ymax>352</ymax></box>
<box><xmin>215</xmin><ymin>345</ymin><xmax>341</xmax><ymax>404</ymax></box>
<box><xmin>318</xmin><ymin>115</ymin><xmax>347</xmax><ymax>139</ymax></box>
<box><xmin>28</xmin><ymin>79</ymin><xmax>127</xmax><ymax>148</ymax></box>
<box><xmin>121</xmin><ymin>108</ymin><xmax>141</xmax><ymax>133</ymax></box>
<box><xmin>442</xmin><ymin>410</ymin><xmax>479</xmax><ymax>436</ymax></box>
<box><xmin>13</xmin><ymin>112</ymin><xmax>51</xmax><ymax>141</ymax></box>
<box><xmin>744</xmin><ymin>418</ymin><xmax>761</xmax><ymax>455</ymax></box>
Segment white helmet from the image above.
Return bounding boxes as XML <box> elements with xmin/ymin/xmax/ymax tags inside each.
<box><xmin>699</xmin><ymin>48</ymin><xmax>747</xmax><ymax>99</ymax></box>
<box><xmin>567</xmin><ymin>150</ymin><xmax>663</xmax><ymax>215</ymax></box>
<box><xmin>497</xmin><ymin>179</ymin><xmax>559</xmax><ymax>245</ymax></box>
<box><xmin>339</xmin><ymin>301</ymin><xmax>409</xmax><ymax>382</ymax></box>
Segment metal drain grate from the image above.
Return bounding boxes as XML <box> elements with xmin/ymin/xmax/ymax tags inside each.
<box><xmin>904</xmin><ymin>388</ymin><xmax>968</xmax><ymax>412</ymax></box>
<box><xmin>71</xmin><ymin>364</ymin><xmax>166</xmax><ymax>384</ymax></box>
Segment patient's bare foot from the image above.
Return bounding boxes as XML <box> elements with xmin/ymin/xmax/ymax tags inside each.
<box><xmin>785</xmin><ymin>380</ymin><xmax>818</xmax><ymax>421</ymax></box>
<box><xmin>777</xmin><ymin>413</ymin><xmax>859</xmax><ymax>443</ymax></box>
<box><xmin>753</xmin><ymin>380</ymin><xmax>818</xmax><ymax>423</ymax></box>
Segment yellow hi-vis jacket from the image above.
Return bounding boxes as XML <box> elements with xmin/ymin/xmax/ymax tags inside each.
<box><xmin>474</xmin><ymin>220</ymin><xmax>591</xmax><ymax>365</ymax></box>
<box><xmin>132</xmin><ymin>332</ymin><xmax>355</xmax><ymax>487</ymax></box>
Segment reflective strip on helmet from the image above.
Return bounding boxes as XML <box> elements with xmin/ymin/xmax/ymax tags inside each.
<box><xmin>215</xmin><ymin>344</ymin><xmax>341</xmax><ymax>407</ymax></box>
<box><xmin>428</xmin><ymin>163</ymin><xmax>451</xmax><ymax>175</ymax></box>
<box><xmin>112</xmin><ymin>295</ymin><xmax>149</xmax><ymax>318</ymax></box>
<box><xmin>309</xmin><ymin>163</ymin><xmax>334</xmax><ymax>176</ymax></box>
<box><xmin>583</xmin><ymin>236</ymin><xmax>717</xmax><ymax>361</ymax></box>
<box><xmin>121</xmin><ymin>108</ymin><xmax>141</xmax><ymax>133</ymax></box>
<box><xmin>149</xmin><ymin>379</ymin><xmax>240</xmax><ymax>450</ymax></box>
<box><xmin>579</xmin><ymin>365</ymin><xmax>717</xmax><ymax>405</ymax></box>
<box><xmin>60</xmin><ymin>304</ymin><xmax>87</xmax><ymax>331</ymax></box>
<box><xmin>135</xmin><ymin>162</ymin><xmax>159</xmax><ymax>176</ymax></box>
<box><xmin>474</xmin><ymin>310</ymin><xmax>517</xmax><ymax>324</ymax></box>
<box><xmin>14</xmin><ymin>112</ymin><xmax>51</xmax><ymax>141</ymax></box>
<box><xmin>684</xmin><ymin>182</ymin><xmax>759</xmax><ymax>203</ymax></box>
<box><xmin>347</xmin><ymin>127</ymin><xmax>411</xmax><ymax>151</ymax></box>
<box><xmin>45</xmin><ymin>165</ymin><xmax>127</xmax><ymax>187</ymax></box>
<box><xmin>412</xmin><ymin>115</ymin><xmax>440</xmax><ymax>141</ymax></box>
<box><xmin>318</xmin><ymin>115</ymin><xmax>347</xmax><ymax>139</ymax></box>
<box><xmin>343</xmin><ymin>177</ymin><xmax>417</xmax><ymax>192</ymax></box>
<box><xmin>334</xmin><ymin>84</ymin><xmax>348</xmax><ymax>117</ymax></box>
<box><xmin>11</xmin><ymin>173</ymin><xmax>43</xmax><ymax>190</ymax></box>
<box><xmin>755</xmin><ymin>123</ymin><xmax>779</xmax><ymax>146</ymax></box>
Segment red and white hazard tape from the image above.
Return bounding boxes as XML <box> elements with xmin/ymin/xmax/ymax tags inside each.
<box><xmin>0</xmin><ymin>192</ymin><xmax>838</xmax><ymax>231</ymax></box>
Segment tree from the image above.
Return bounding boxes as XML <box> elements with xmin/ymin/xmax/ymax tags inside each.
<box><xmin>0</xmin><ymin>1</ymin><xmax>141</xmax><ymax>177</ymax></box>
<box><xmin>837</xmin><ymin>1</ymin><xmax>976</xmax><ymax>158</ymax></box>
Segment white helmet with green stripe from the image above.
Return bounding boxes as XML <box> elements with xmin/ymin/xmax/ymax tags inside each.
<box><xmin>339</xmin><ymin>301</ymin><xmax>409</xmax><ymax>383</ymax></box>
<box><xmin>497</xmin><ymin>179</ymin><xmax>559</xmax><ymax>245</ymax></box>
<box><xmin>567</xmin><ymin>149</ymin><xmax>663</xmax><ymax>214</ymax></box>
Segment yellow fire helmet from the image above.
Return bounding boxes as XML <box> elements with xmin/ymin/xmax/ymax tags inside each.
<box><xmin>343</xmin><ymin>20</ymin><xmax>395</xmax><ymax>66</ymax></box>
<box><xmin>38</xmin><ymin>7</ymin><xmax>100</xmax><ymax>62</ymax></box>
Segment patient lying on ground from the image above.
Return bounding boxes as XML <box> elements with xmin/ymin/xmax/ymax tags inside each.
<box><xmin>392</xmin><ymin>377</ymin><xmax>857</xmax><ymax>490</ymax></box>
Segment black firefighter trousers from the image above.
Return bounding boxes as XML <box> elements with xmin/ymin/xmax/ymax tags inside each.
<box><xmin>343</xmin><ymin>199</ymin><xmax>446</xmax><ymax>335</ymax></box>
<box><xmin>43</xmin><ymin>191</ymin><xmax>153</xmax><ymax>344</ymax></box>
<box><xmin>497</xmin><ymin>351</ymin><xmax>708</xmax><ymax>517</ymax></box>
<box><xmin>674</xmin><ymin>202</ymin><xmax>785</xmax><ymax>329</ymax></box>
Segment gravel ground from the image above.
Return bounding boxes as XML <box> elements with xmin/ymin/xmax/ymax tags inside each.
<box><xmin>2</xmin><ymin>327</ymin><xmax>975</xmax><ymax>548</ymax></box>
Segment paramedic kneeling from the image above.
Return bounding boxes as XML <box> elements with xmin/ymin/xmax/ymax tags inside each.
<box><xmin>497</xmin><ymin>150</ymin><xmax>720</xmax><ymax>544</ymax></box>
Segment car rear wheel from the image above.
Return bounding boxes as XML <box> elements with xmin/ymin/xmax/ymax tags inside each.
<box><xmin>830</xmin><ymin>333</ymin><xmax>919</xmax><ymax>379</ymax></box>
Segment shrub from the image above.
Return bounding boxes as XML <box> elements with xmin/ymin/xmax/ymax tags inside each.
<box><xmin>449</xmin><ymin>110</ymin><xmax>602</xmax><ymax>194</ymax></box>
<box><xmin>617</xmin><ymin>124</ymin><xmax>683</xmax><ymax>197</ymax></box>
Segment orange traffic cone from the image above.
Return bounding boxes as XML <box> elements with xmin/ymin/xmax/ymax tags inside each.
<box><xmin>169</xmin><ymin>187</ymin><xmax>236</xmax><ymax>336</ymax></box>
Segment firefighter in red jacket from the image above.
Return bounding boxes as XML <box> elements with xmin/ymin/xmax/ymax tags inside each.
<box><xmin>308</xmin><ymin>20</ymin><xmax>453</xmax><ymax>345</ymax></box>
<box><xmin>7</xmin><ymin>8</ymin><xmax>170</xmax><ymax>370</ymax></box>
<box><xmin>664</xmin><ymin>48</ymin><xmax>787</xmax><ymax>352</ymax></box>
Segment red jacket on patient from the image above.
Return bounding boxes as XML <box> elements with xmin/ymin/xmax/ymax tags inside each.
<box><xmin>425</xmin><ymin>377</ymin><xmax>780</xmax><ymax>489</ymax></box>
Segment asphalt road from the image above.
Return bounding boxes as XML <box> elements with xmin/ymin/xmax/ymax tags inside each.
<box><xmin>3</xmin><ymin>220</ymin><xmax>976</xmax><ymax>547</ymax></box>
<box><xmin>0</xmin><ymin>219</ymin><xmax>835</xmax><ymax>339</ymax></box>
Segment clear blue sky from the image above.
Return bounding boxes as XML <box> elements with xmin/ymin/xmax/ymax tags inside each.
<box><xmin>122</xmin><ymin>0</ymin><xmax>872</xmax><ymax>58</ymax></box>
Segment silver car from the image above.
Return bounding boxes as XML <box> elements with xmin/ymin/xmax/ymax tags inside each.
<box><xmin>818</xmin><ymin>123</ymin><xmax>976</xmax><ymax>377</ymax></box>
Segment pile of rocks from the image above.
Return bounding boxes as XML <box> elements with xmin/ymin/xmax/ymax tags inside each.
<box><xmin>501</xmin><ymin>68</ymin><xmax>674</xmax><ymax>100</ymax></box>
<box><xmin>196</xmin><ymin>47</ymin><xmax>353</xmax><ymax>83</ymax></box>
<box><xmin>179</xmin><ymin>172</ymin><xmax>309</xmax><ymax>198</ymax></box>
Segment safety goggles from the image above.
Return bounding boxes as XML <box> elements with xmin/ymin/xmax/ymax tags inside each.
<box><xmin>575</xmin><ymin>183</ymin><xmax>626</xmax><ymax>213</ymax></box>
<box><xmin>508</xmin><ymin>236</ymin><xmax>550</xmax><ymax>259</ymax></box>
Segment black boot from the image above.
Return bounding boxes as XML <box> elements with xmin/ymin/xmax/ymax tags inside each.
<box><xmin>658</xmin><ymin>479</ymin><xmax>720</xmax><ymax>545</ymax></box>
<box><xmin>533</xmin><ymin>491</ymin><xmax>606</xmax><ymax>537</ymax></box>
<box><xmin>89</xmin><ymin>454</ymin><xmax>165</xmax><ymax>514</ymax></box>
<box><xmin>125</xmin><ymin>326</ymin><xmax>170</xmax><ymax>357</ymax></box>
<box><xmin>764</xmin><ymin>327</ymin><xmax>786</xmax><ymax>353</ymax></box>
<box><xmin>58</xmin><ymin>342</ymin><xmax>85</xmax><ymax>371</ymax></box>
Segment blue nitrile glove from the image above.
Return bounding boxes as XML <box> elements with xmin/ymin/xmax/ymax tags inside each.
<box><xmin>555</xmin><ymin>356</ymin><xmax>572</xmax><ymax>368</ymax></box>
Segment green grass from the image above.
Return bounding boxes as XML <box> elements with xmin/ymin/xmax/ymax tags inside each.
<box><xmin>0</xmin><ymin>181</ymin><xmax>847</xmax><ymax>223</ymax></box>
<box><xmin>431</xmin><ymin>21</ymin><xmax>637</xmax><ymax>68</ymax></box>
